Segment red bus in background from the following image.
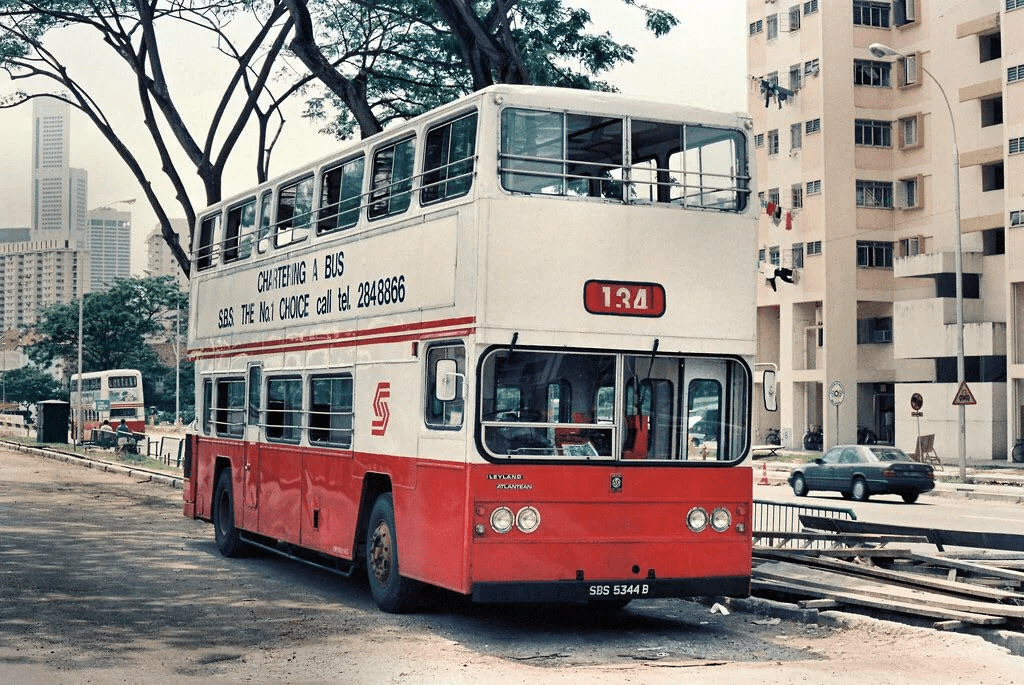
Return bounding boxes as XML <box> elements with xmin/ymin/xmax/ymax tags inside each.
<box><xmin>70</xmin><ymin>369</ymin><xmax>146</xmax><ymax>434</ymax></box>
<box><xmin>183</xmin><ymin>85</ymin><xmax>765</xmax><ymax>612</ymax></box>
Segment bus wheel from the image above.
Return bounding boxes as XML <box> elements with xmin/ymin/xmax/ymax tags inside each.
<box><xmin>213</xmin><ymin>469</ymin><xmax>245</xmax><ymax>557</ymax></box>
<box><xmin>366</xmin><ymin>493</ymin><xmax>417</xmax><ymax>613</ymax></box>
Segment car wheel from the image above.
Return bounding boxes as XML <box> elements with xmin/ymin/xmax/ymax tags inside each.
<box><xmin>851</xmin><ymin>477</ymin><xmax>869</xmax><ymax>502</ymax></box>
<box><xmin>901</xmin><ymin>492</ymin><xmax>919</xmax><ymax>504</ymax></box>
<box><xmin>791</xmin><ymin>473</ymin><xmax>808</xmax><ymax>497</ymax></box>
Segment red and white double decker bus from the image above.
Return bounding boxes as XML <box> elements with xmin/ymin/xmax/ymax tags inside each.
<box><xmin>70</xmin><ymin>369</ymin><xmax>146</xmax><ymax>434</ymax></box>
<box><xmin>184</xmin><ymin>85</ymin><xmax>761</xmax><ymax>612</ymax></box>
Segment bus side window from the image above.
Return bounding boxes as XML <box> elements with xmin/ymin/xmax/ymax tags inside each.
<box><xmin>215</xmin><ymin>378</ymin><xmax>245</xmax><ymax>438</ymax></box>
<box><xmin>202</xmin><ymin>379</ymin><xmax>213</xmax><ymax>434</ymax></box>
<box><xmin>196</xmin><ymin>213</ymin><xmax>221</xmax><ymax>270</ymax></box>
<box><xmin>247</xmin><ymin>365</ymin><xmax>262</xmax><ymax>426</ymax></box>
<box><xmin>266</xmin><ymin>376</ymin><xmax>302</xmax><ymax>443</ymax></box>
<box><xmin>422</xmin><ymin>111</ymin><xmax>477</xmax><ymax>206</ymax></box>
<box><xmin>369</xmin><ymin>137</ymin><xmax>415</xmax><ymax>220</ymax></box>
<box><xmin>224</xmin><ymin>199</ymin><xmax>257</xmax><ymax>263</ymax></box>
<box><xmin>276</xmin><ymin>176</ymin><xmax>313</xmax><ymax>248</ymax></box>
<box><xmin>257</xmin><ymin>191</ymin><xmax>273</xmax><ymax>254</ymax></box>
<box><xmin>425</xmin><ymin>343</ymin><xmax>465</xmax><ymax>429</ymax></box>
<box><xmin>318</xmin><ymin>156</ymin><xmax>365</xmax><ymax>235</ymax></box>
<box><xmin>309</xmin><ymin>374</ymin><xmax>353</xmax><ymax>448</ymax></box>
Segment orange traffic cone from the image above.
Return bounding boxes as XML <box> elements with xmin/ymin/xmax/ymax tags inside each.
<box><xmin>758</xmin><ymin>461</ymin><xmax>769</xmax><ymax>486</ymax></box>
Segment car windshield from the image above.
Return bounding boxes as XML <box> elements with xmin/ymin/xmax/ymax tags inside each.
<box><xmin>868</xmin><ymin>446</ymin><xmax>911</xmax><ymax>462</ymax></box>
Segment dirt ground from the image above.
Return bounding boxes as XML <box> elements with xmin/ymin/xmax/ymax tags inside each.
<box><xmin>1</xmin><ymin>439</ymin><xmax>1022</xmax><ymax>684</ymax></box>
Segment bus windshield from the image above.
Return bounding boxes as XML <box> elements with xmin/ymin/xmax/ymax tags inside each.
<box><xmin>479</xmin><ymin>349</ymin><xmax>748</xmax><ymax>463</ymax></box>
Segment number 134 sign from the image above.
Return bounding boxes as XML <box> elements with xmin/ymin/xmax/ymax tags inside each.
<box><xmin>584</xmin><ymin>280</ymin><xmax>666</xmax><ymax>318</ymax></box>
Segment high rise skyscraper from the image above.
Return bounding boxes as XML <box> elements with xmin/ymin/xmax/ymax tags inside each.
<box><xmin>87</xmin><ymin>206</ymin><xmax>132</xmax><ymax>291</ymax></box>
<box><xmin>31</xmin><ymin>98</ymin><xmax>88</xmax><ymax>245</ymax></box>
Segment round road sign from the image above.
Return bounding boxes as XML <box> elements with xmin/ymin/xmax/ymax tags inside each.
<box><xmin>828</xmin><ymin>381</ymin><xmax>845</xmax><ymax>407</ymax></box>
<box><xmin>910</xmin><ymin>393</ymin><xmax>923</xmax><ymax>411</ymax></box>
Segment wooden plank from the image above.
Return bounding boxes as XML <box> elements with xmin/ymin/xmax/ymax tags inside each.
<box><xmin>909</xmin><ymin>552</ymin><xmax>1024</xmax><ymax>584</ymax></box>
<box><xmin>750</xmin><ymin>578</ymin><xmax>1005</xmax><ymax>625</ymax></box>
<box><xmin>754</xmin><ymin>548</ymin><xmax>1024</xmax><ymax>602</ymax></box>
<box><xmin>756</xmin><ymin>561</ymin><xmax>1024</xmax><ymax>620</ymax></box>
<box><xmin>799</xmin><ymin>516</ymin><xmax>1024</xmax><ymax>553</ymax></box>
<box><xmin>799</xmin><ymin>599</ymin><xmax>839</xmax><ymax>609</ymax></box>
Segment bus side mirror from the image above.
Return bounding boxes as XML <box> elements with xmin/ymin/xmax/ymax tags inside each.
<box><xmin>762</xmin><ymin>369</ymin><xmax>778</xmax><ymax>412</ymax></box>
<box><xmin>435</xmin><ymin>359</ymin><xmax>463</xmax><ymax>402</ymax></box>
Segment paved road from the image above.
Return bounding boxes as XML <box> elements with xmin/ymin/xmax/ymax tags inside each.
<box><xmin>3</xmin><ymin>444</ymin><xmax>1023</xmax><ymax>683</ymax></box>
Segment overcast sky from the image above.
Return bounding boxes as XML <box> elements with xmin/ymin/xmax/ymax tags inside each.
<box><xmin>0</xmin><ymin>1</ymin><xmax>746</xmax><ymax>274</ymax></box>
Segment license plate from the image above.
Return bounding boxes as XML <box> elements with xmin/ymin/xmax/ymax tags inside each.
<box><xmin>587</xmin><ymin>582</ymin><xmax>651</xmax><ymax>598</ymax></box>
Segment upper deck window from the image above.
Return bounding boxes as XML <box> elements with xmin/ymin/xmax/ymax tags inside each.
<box><xmin>369</xmin><ymin>136</ymin><xmax>416</xmax><ymax>220</ymax></box>
<box><xmin>318</xmin><ymin>156</ymin><xmax>365</xmax><ymax>235</ymax></box>
<box><xmin>500</xmin><ymin>108</ymin><xmax>624</xmax><ymax>199</ymax></box>
<box><xmin>500</xmin><ymin>108</ymin><xmax>748</xmax><ymax>211</ymax></box>
<box><xmin>421</xmin><ymin>111</ymin><xmax>478</xmax><ymax>205</ymax></box>
<box><xmin>256</xmin><ymin>191</ymin><xmax>273</xmax><ymax>254</ymax></box>
<box><xmin>631</xmin><ymin>121</ymin><xmax>748</xmax><ymax>211</ymax></box>
<box><xmin>196</xmin><ymin>213</ymin><xmax>221</xmax><ymax>271</ymax></box>
<box><xmin>275</xmin><ymin>176</ymin><xmax>314</xmax><ymax>248</ymax></box>
<box><xmin>224</xmin><ymin>198</ymin><xmax>256</xmax><ymax>263</ymax></box>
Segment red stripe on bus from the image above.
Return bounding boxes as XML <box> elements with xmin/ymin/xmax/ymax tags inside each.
<box><xmin>190</xmin><ymin>316</ymin><xmax>476</xmax><ymax>360</ymax></box>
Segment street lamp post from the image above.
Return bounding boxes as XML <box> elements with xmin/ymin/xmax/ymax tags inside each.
<box><xmin>868</xmin><ymin>43</ymin><xmax>967</xmax><ymax>480</ymax></box>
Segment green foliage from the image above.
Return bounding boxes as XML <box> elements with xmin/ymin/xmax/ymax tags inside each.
<box><xmin>25</xmin><ymin>276</ymin><xmax>188</xmax><ymax>382</ymax></box>
<box><xmin>1</xmin><ymin>365</ymin><xmax>63</xmax><ymax>405</ymax></box>
<box><xmin>301</xmin><ymin>0</ymin><xmax>678</xmax><ymax>138</ymax></box>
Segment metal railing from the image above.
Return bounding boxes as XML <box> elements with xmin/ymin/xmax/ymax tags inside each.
<box><xmin>753</xmin><ymin>498</ymin><xmax>857</xmax><ymax>550</ymax></box>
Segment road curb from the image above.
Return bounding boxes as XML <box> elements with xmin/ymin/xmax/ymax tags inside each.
<box><xmin>3</xmin><ymin>439</ymin><xmax>183</xmax><ymax>490</ymax></box>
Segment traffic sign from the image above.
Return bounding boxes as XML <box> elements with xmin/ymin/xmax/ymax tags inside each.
<box><xmin>952</xmin><ymin>381</ymin><xmax>977</xmax><ymax>406</ymax></box>
<box><xmin>828</xmin><ymin>381</ymin><xmax>845</xmax><ymax>407</ymax></box>
<box><xmin>910</xmin><ymin>393</ymin><xmax>923</xmax><ymax>411</ymax></box>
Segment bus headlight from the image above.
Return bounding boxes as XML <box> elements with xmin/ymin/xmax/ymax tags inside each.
<box><xmin>686</xmin><ymin>507</ymin><xmax>708</xmax><ymax>533</ymax></box>
<box><xmin>710</xmin><ymin>507</ymin><xmax>732</xmax><ymax>533</ymax></box>
<box><xmin>490</xmin><ymin>507</ymin><xmax>514</xmax><ymax>534</ymax></box>
<box><xmin>516</xmin><ymin>506</ymin><xmax>541</xmax><ymax>534</ymax></box>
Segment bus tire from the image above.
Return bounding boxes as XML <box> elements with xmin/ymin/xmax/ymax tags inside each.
<box><xmin>213</xmin><ymin>469</ymin><xmax>245</xmax><ymax>558</ymax></box>
<box><xmin>366</xmin><ymin>493</ymin><xmax>418</xmax><ymax>613</ymax></box>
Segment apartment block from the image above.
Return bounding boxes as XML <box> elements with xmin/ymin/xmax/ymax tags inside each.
<box><xmin>748</xmin><ymin>0</ymin><xmax>1019</xmax><ymax>461</ymax></box>
<box><xmin>0</xmin><ymin>240</ymin><xmax>88</xmax><ymax>330</ymax></box>
<box><xmin>86</xmin><ymin>207</ymin><xmax>132</xmax><ymax>291</ymax></box>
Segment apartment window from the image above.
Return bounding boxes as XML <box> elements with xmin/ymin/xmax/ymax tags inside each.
<box><xmin>767</xmin><ymin>14</ymin><xmax>779</xmax><ymax>40</ymax></box>
<box><xmin>899</xmin><ymin>115</ymin><xmax>921</xmax><ymax>148</ymax></box>
<box><xmin>854</xmin><ymin>60</ymin><xmax>891</xmax><ymax>87</ymax></box>
<box><xmin>1011</xmin><ymin>210</ymin><xmax>1023</xmax><ymax>227</ymax></box>
<box><xmin>1010</xmin><ymin>137</ymin><xmax>1024</xmax><ymax>155</ymax></box>
<box><xmin>898</xmin><ymin>177</ymin><xmax>920</xmax><ymax>209</ymax></box>
<box><xmin>754</xmin><ymin>133</ymin><xmax>765</xmax><ymax>148</ymax></box>
<box><xmin>981</xmin><ymin>97</ymin><xmax>1003</xmax><ymax>127</ymax></box>
<box><xmin>1008</xmin><ymin>0</ymin><xmax>1024</xmax><ymax>11</ymax></box>
<box><xmin>982</xmin><ymin>162</ymin><xmax>1004</xmax><ymax>192</ymax></box>
<box><xmin>807</xmin><ymin>240</ymin><xmax>823</xmax><ymax>255</ymax></box>
<box><xmin>791</xmin><ymin>243</ymin><xmax>804</xmax><ymax>268</ymax></box>
<box><xmin>804</xmin><ymin>0</ymin><xmax>818</xmax><ymax>14</ymax></box>
<box><xmin>898</xmin><ymin>53</ymin><xmax>918</xmax><ymax>86</ymax></box>
<box><xmin>858</xmin><ymin>317</ymin><xmax>893</xmax><ymax>344</ymax></box>
<box><xmin>767</xmin><ymin>129</ymin><xmax>780</xmax><ymax>155</ymax></box>
<box><xmin>979</xmin><ymin>33</ymin><xmax>1001</xmax><ymax>62</ymax></box>
<box><xmin>855</xmin><ymin>119</ymin><xmax>892</xmax><ymax>147</ymax></box>
<box><xmin>749</xmin><ymin>19</ymin><xmax>764</xmax><ymax>35</ymax></box>
<box><xmin>1009</xmin><ymin>65</ymin><xmax>1024</xmax><ymax>83</ymax></box>
<box><xmin>856</xmin><ymin>241</ymin><xmax>893</xmax><ymax>268</ymax></box>
<box><xmin>768</xmin><ymin>187</ymin><xmax>780</xmax><ymax>206</ymax></box>
<box><xmin>791</xmin><ymin>183</ymin><xmax>803</xmax><ymax>209</ymax></box>
<box><xmin>806</xmin><ymin>118</ymin><xmax>821</xmax><ymax>134</ymax></box>
<box><xmin>856</xmin><ymin>180</ymin><xmax>894</xmax><ymax>208</ymax></box>
<box><xmin>791</xmin><ymin>123</ymin><xmax>802</xmax><ymax>150</ymax></box>
<box><xmin>899</xmin><ymin>236</ymin><xmax>925</xmax><ymax>256</ymax></box>
<box><xmin>853</xmin><ymin>1</ymin><xmax>890</xmax><ymax>27</ymax></box>
<box><xmin>806</xmin><ymin>179</ymin><xmax>822</xmax><ymax>195</ymax></box>
<box><xmin>983</xmin><ymin>228</ymin><xmax>1005</xmax><ymax>256</ymax></box>
<box><xmin>769</xmin><ymin>246</ymin><xmax>781</xmax><ymax>265</ymax></box>
<box><xmin>758</xmin><ymin>248</ymin><xmax>766</xmax><ymax>263</ymax></box>
<box><xmin>789</xmin><ymin>64</ymin><xmax>802</xmax><ymax>91</ymax></box>
<box><xmin>789</xmin><ymin>5</ymin><xmax>802</xmax><ymax>30</ymax></box>
<box><xmin>804</xmin><ymin>59</ymin><xmax>820</xmax><ymax>76</ymax></box>
<box><xmin>894</xmin><ymin>0</ymin><xmax>916</xmax><ymax>25</ymax></box>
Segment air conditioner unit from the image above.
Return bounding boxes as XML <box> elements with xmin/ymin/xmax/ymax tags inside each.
<box><xmin>807</xmin><ymin>64</ymin><xmax>819</xmax><ymax>75</ymax></box>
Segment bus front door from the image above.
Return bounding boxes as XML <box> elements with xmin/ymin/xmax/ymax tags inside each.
<box><xmin>241</xmin><ymin>365</ymin><xmax>261</xmax><ymax>529</ymax></box>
